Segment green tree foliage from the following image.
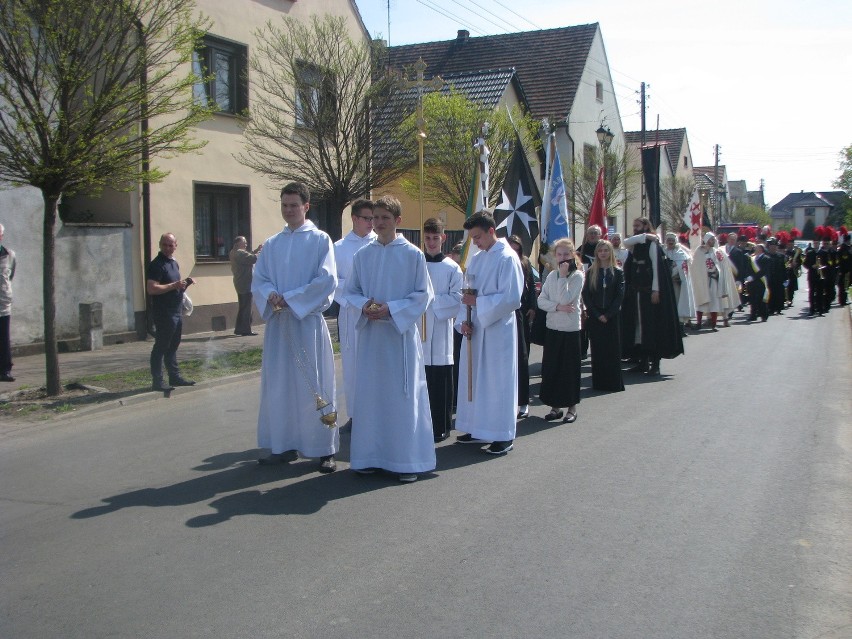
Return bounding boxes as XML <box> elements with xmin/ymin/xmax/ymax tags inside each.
<box><xmin>832</xmin><ymin>143</ymin><xmax>852</xmax><ymax>193</ymax></box>
<box><xmin>237</xmin><ymin>15</ymin><xmax>409</xmax><ymax>240</ymax></box>
<box><xmin>0</xmin><ymin>0</ymin><xmax>212</xmax><ymax>395</ymax></box>
<box><xmin>570</xmin><ymin>145</ymin><xmax>640</xmax><ymax>227</ymax></box>
<box><xmin>661</xmin><ymin>175</ymin><xmax>695</xmax><ymax>232</ymax></box>
<box><xmin>398</xmin><ymin>90</ymin><xmax>540</xmax><ymax>214</ymax></box>
<box><xmin>728</xmin><ymin>202</ymin><xmax>771</xmax><ymax>227</ymax></box>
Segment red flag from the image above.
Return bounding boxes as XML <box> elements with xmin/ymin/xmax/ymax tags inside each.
<box><xmin>588</xmin><ymin>167</ymin><xmax>607</xmax><ymax>238</ymax></box>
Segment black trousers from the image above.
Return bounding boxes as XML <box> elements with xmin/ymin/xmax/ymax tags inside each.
<box><xmin>234</xmin><ymin>292</ymin><xmax>254</xmax><ymax>334</ymax></box>
<box><xmin>425</xmin><ymin>364</ymin><xmax>454</xmax><ymax>439</ymax></box>
<box><xmin>0</xmin><ymin>314</ymin><xmax>11</xmax><ymax>375</ymax></box>
<box><xmin>150</xmin><ymin>315</ymin><xmax>183</xmax><ymax>383</ymax></box>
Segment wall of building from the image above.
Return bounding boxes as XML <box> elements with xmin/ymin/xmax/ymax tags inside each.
<box><xmin>1</xmin><ymin>186</ymin><xmax>137</xmax><ymax>347</ymax></box>
<box><xmin>565</xmin><ymin>28</ymin><xmax>626</xmax><ymax>239</ymax></box>
<box><xmin>144</xmin><ymin>0</ymin><xmax>369</xmax><ymax>334</ymax></box>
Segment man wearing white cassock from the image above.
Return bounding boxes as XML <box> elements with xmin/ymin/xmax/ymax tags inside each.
<box><xmin>454</xmin><ymin>213</ymin><xmax>523</xmax><ymax>455</ymax></box>
<box><xmin>344</xmin><ymin>196</ymin><xmax>435</xmax><ymax>482</ymax></box>
<box><xmin>333</xmin><ymin>199</ymin><xmax>376</xmax><ymax>425</ymax></box>
<box><xmin>252</xmin><ymin>183</ymin><xmax>339</xmax><ymax>473</ymax></box>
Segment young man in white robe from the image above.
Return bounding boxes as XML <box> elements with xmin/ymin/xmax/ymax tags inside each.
<box><xmin>343</xmin><ymin>196</ymin><xmax>435</xmax><ymax>482</ymax></box>
<box><xmin>252</xmin><ymin>182</ymin><xmax>339</xmax><ymax>473</ymax></box>
<box><xmin>333</xmin><ymin>200</ymin><xmax>376</xmax><ymax>427</ymax></box>
<box><xmin>454</xmin><ymin>212</ymin><xmax>523</xmax><ymax>455</ymax></box>
<box><xmin>422</xmin><ymin>217</ymin><xmax>463</xmax><ymax>442</ymax></box>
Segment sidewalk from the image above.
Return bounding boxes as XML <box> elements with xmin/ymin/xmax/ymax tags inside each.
<box><xmin>3</xmin><ymin>326</ymin><xmax>268</xmax><ymax>393</ymax></box>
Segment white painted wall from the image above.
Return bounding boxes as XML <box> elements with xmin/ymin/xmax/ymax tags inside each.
<box><xmin>562</xmin><ymin>27</ymin><xmax>626</xmax><ymax>238</ymax></box>
<box><xmin>0</xmin><ymin>186</ymin><xmax>136</xmax><ymax>345</ymax></box>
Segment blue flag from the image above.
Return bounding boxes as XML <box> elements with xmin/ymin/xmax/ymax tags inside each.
<box><xmin>541</xmin><ymin>137</ymin><xmax>569</xmax><ymax>243</ymax></box>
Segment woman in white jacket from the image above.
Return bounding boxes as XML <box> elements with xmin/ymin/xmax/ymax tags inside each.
<box><xmin>536</xmin><ymin>238</ymin><xmax>585</xmax><ymax>424</ymax></box>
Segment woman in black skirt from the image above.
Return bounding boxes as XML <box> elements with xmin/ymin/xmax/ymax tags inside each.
<box><xmin>582</xmin><ymin>239</ymin><xmax>625</xmax><ymax>392</ymax></box>
<box><xmin>536</xmin><ymin>238</ymin><xmax>584</xmax><ymax>424</ymax></box>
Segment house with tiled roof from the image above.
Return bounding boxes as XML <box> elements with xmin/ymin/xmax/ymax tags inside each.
<box><xmin>770</xmin><ymin>191</ymin><xmax>847</xmax><ymax>233</ymax></box>
<box><xmin>623</xmin><ymin>128</ymin><xmax>694</xmax><ymax>226</ymax></box>
<box><xmin>370</xmin><ymin>67</ymin><xmax>532</xmax><ymax>241</ymax></box>
<box><xmin>384</xmin><ymin>24</ymin><xmax>625</xmax><ymax>238</ymax></box>
<box><xmin>693</xmin><ymin>165</ymin><xmax>730</xmax><ymax>225</ymax></box>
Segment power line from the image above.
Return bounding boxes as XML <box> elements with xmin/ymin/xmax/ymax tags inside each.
<box><xmin>488</xmin><ymin>0</ymin><xmax>542</xmax><ymax>30</ymax></box>
<box><xmin>447</xmin><ymin>0</ymin><xmax>518</xmax><ymax>33</ymax></box>
<box><xmin>413</xmin><ymin>0</ymin><xmax>488</xmax><ymax>36</ymax></box>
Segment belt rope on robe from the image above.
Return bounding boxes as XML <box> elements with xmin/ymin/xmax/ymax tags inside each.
<box><xmin>282</xmin><ymin>310</ymin><xmax>338</xmax><ymax>428</ymax></box>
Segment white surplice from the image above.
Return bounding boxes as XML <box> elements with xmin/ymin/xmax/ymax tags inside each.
<box><xmin>333</xmin><ymin>230</ymin><xmax>376</xmax><ymax>416</ymax></box>
<box><xmin>424</xmin><ymin>257</ymin><xmax>463</xmax><ymax>366</ymax></box>
<box><xmin>664</xmin><ymin>244</ymin><xmax>696</xmax><ymax>321</ymax></box>
<box><xmin>252</xmin><ymin>220</ymin><xmax>339</xmax><ymax>458</ymax></box>
<box><xmin>343</xmin><ymin>235</ymin><xmax>436</xmax><ymax>473</ymax></box>
<box><xmin>454</xmin><ymin>239</ymin><xmax>523</xmax><ymax>442</ymax></box>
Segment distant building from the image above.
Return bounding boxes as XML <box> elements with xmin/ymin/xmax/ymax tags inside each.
<box><xmin>770</xmin><ymin>191</ymin><xmax>847</xmax><ymax>234</ymax></box>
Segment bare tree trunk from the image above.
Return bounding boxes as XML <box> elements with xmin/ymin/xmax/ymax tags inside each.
<box><xmin>42</xmin><ymin>192</ymin><xmax>61</xmax><ymax>396</ymax></box>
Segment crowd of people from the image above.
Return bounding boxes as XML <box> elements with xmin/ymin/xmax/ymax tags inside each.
<box><xmin>138</xmin><ymin>183</ymin><xmax>850</xmax><ymax>484</ymax></box>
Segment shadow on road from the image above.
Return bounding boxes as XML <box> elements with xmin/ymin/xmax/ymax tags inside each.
<box><xmin>70</xmin><ymin>438</ymin><xmax>496</xmax><ymax>527</ymax></box>
<box><xmin>184</xmin><ymin>443</ymin><xmax>493</xmax><ymax>528</ymax></box>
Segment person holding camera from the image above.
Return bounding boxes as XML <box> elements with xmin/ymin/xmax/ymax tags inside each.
<box><xmin>536</xmin><ymin>238</ymin><xmax>585</xmax><ymax>424</ymax></box>
<box><xmin>146</xmin><ymin>233</ymin><xmax>195</xmax><ymax>392</ymax></box>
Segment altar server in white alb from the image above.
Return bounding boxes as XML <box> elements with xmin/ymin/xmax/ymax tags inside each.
<box><xmin>422</xmin><ymin>217</ymin><xmax>463</xmax><ymax>443</ymax></box>
<box><xmin>333</xmin><ymin>199</ymin><xmax>376</xmax><ymax>426</ymax></box>
<box><xmin>454</xmin><ymin>212</ymin><xmax>523</xmax><ymax>455</ymax></box>
<box><xmin>252</xmin><ymin>182</ymin><xmax>339</xmax><ymax>474</ymax></box>
<box><xmin>344</xmin><ymin>196</ymin><xmax>435</xmax><ymax>482</ymax></box>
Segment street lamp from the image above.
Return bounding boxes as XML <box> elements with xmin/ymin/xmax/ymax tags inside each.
<box><xmin>596</xmin><ymin>124</ymin><xmax>614</xmax><ymax>149</ymax></box>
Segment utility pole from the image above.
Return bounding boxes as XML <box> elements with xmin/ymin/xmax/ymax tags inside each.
<box><xmin>640</xmin><ymin>82</ymin><xmax>646</xmax><ymax>216</ymax></box>
<box><xmin>713</xmin><ymin>144</ymin><xmax>721</xmax><ymax>227</ymax></box>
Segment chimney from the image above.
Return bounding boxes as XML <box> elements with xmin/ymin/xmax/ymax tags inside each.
<box><xmin>457</xmin><ymin>30</ymin><xmax>469</xmax><ymax>43</ymax></box>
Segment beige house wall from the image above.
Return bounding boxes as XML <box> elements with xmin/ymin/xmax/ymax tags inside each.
<box><xmin>142</xmin><ymin>0</ymin><xmax>369</xmax><ymax>332</ymax></box>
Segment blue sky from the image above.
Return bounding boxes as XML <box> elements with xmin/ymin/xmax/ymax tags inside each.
<box><xmin>355</xmin><ymin>0</ymin><xmax>852</xmax><ymax>208</ymax></box>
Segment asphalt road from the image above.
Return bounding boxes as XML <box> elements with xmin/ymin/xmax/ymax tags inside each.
<box><xmin>1</xmin><ymin>298</ymin><xmax>850</xmax><ymax>639</ymax></box>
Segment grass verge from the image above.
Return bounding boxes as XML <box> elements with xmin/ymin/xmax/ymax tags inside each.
<box><xmin>0</xmin><ymin>348</ymin><xmax>264</xmax><ymax>422</ymax></box>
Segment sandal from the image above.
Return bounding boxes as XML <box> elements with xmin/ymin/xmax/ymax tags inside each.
<box><xmin>563</xmin><ymin>410</ymin><xmax>577</xmax><ymax>424</ymax></box>
<box><xmin>544</xmin><ymin>408</ymin><xmax>564</xmax><ymax>421</ymax></box>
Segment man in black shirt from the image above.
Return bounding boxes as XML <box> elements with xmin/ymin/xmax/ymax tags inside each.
<box><xmin>147</xmin><ymin>233</ymin><xmax>195</xmax><ymax>392</ymax></box>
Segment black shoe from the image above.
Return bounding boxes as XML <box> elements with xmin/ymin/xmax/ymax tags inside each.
<box><xmin>544</xmin><ymin>408</ymin><xmax>564</xmax><ymax>421</ymax></box>
<box><xmin>647</xmin><ymin>364</ymin><xmax>661</xmax><ymax>375</ymax></box>
<box><xmin>318</xmin><ymin>455</ymin><xmax>336</xmax><ymax>473</ymax></box>
<box><xmin>456</xmin><ymin>433</ymin><xmax>488</xmax><ymax>444</ymax></box>
<box><xmin>152</xmin><ymin>382</ymin><xmax>174</xmax><ymax>392</ymax></box>
<box><xmin>235</xmin><ymin>331</ymin><xmax>259</xmax><ymax>336</ymax></box>
<box><xmin>0</xmin><ymin>373</ymin><xmax>14</xmax><ymax>382</ymax></box>
<box><xmin>517</xmin><ymin>406</ymin><xmax>529</xmax><ymax>419</ymax></box>
<box><xmin>169</xmin><ymin>378</ymin><xmax>196</xmax><ymax>386</ymax></box>
<box><xmin>434</xmin><ymin>432</ymin><xmax>450</xmax><ymax>443</ymax></box>
<box><xmin>627</xmin><ymin>363</ymin><xmax>648</xmax><ymax>373</ymax></box>
<box><xmin>353</xmin><ymin>467</ymin><xmax>378</xmax><ymax>475</ymax></box>
<box><xmin>485</xmin><ymin>440</ymin><xmax>513</xmax><ymax>455</ymax></box>
<box><xmin>563</xmin><ymin>410</ymin><xmax>577</xmax><ymax>424</ymax></box>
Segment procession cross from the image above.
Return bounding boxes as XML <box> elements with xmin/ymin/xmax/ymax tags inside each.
<box><xmin>402</xmin><ymin>58</ymin><xmax>442</xmax><ymax>340</ymax></box>
<box><xmin>402</xmin><ymin>58</ymin><xmax>443</xmax><ymax>247</ymax></box>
